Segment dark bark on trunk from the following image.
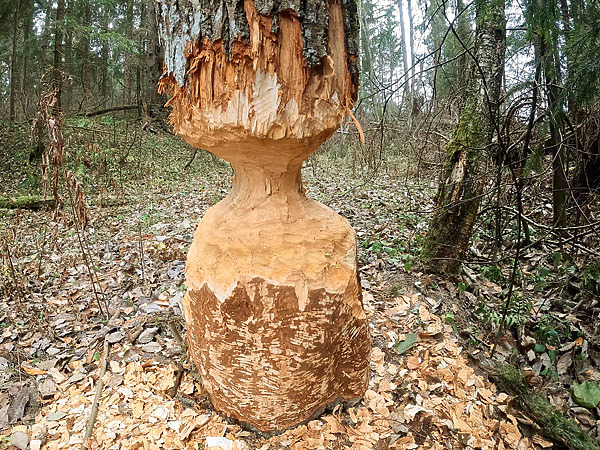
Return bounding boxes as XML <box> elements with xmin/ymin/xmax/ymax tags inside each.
<box><xmin>124</xmin><ymin>0</ymin><xmax>135</xmax><ymax>106</ymax></box>
<box><xmin>100</xmin><ymin>13</ymin><xmax>109</xmax><ymax>105</ymax></box>
<box><xmin>9</xmin><ymin>0</ymin><xmax>22</xmax><ymax>122</ymax></box>
<box><xmin>79</xmin><ymin>0</ymin><xmax>92</xmax><ymax>104</ymax></box>
<box><xmin>53</xmin><ymin>0</ymin><xmax>66</xmax><ymax>113</ymax></box>
<box><xmin>421</xmin><ymin>0</ymin><xmax>507</xmax><ymax>275</ymax></box>
<box><xmin>20</xmin><ymin>2</ymin><xmax>33</xmax><ymax>118</ymax></box>
<box><xmin>64</xmin><ymin>25</ymin><xmax>73</xmax><ymax>112</ymax></box>
<box><xmin>40</xmin><ymin>1</ymin><xmax>53</xmax><ymax>71</ymax></box>
<box><xmin>144</xmin><ymin>0</ymin><xmax>165</xmax><ymax>106</ymax></box>
<box><xmin>157</xmin><ymin>0</ymin><xmax>360</xmax><ymax>87</ymax></box>
<box><xmin>430</xmin><ymin>0</ymin><xmax>445</xmax><ymax>104</ymax></box>
<box><xmin>536</xmin><ymin>0</ymin><xmax>566</xmax><ymax>229</ymax></box>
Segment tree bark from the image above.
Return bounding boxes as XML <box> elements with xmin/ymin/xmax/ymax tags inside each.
<box><xmin>100</xmin><ymin>12</ymin><xmax>109</xmax><ymax>105</ymax></box>
<box><xmin>421</xmin><ymin>0</ymin><xmax>507</xmax><ymax>275</ymax></box>
<box><xmin>78</xmin><ymin>0</ymin><xmax>92</xmax><ymax>105</ymax></box>
<box><xmin>143</xmin><ymin>0</ymin><xmax>163</xmax><ymax>106</ymax></box>
<box><xmin>123</xmin><ymin>0</ymin><xmax>135</xmax><ymax>106</ymax></box>
<box><xmin>9</xmin><ymin>0</ymin><xmax>22</xmax><ymax>122</ymax></box>
<box><xmin>407</xmin><ymin>0</ymin><xmax>415</xmax><ymax>94</ymax></box>
<box><xmin>157</xmin><ymin>0</ymin><xmax>367</xmax><ymax>432</ymax></box>
<box><xmin>20</xmin><ymin>1</ymin><xmax>33</xmax><ymax>118</ymax></box>
<box><xmin>396</xmin><ymin>0</ymin><xmax>411</xmax><ymax>103</ymax></box>
<box><xmin>64</xmin><ymin>21</ymin><xmax>73</xmax><ymax>112</ymax></box>
<box><xmin>53</xmin><ymin>0</ymin><xmax>66</xmax><ymax>113</ymax></box>
<box><xmin>40</xmin><ymin>0</ymin><xmax>53</xmax><ymax>71</ymax></box>
<box><xmin>359</xmin><ymin>1</ymin><xmax>381</xmax><ymax>117</ymax></box>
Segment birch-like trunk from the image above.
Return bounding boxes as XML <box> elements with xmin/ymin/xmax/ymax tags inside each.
<box><xmin>422</xmin><ymin>0</ymin><xmax>507</xmax><ymax>275</ymax></box>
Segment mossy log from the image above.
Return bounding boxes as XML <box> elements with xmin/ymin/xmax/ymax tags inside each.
<box><xmin>488</xmin><ymin>362</ymin><xmax>600</xmax><ymax>450</ymax></box>
<box><xmin>0</xmin><ymin>195</ymin><xmax>55</xmax><ymax>210</ymax></box>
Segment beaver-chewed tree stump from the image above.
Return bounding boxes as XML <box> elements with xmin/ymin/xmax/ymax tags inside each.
<box><xmin>157</xmin><ymin>0</ymin><xmax>371</xmax><ymax>431</ymax></box>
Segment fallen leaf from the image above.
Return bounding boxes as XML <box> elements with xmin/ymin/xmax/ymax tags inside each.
<box><xmin>21</xmin><ymin>362</ymin><xmax>48</xmax><ymax>376</ymax></box>
<box><xmin>393</xmin><ymin>333</ymin><xmax>417</xmax><ymax>355</ymax></box>
<box><xmin>48</xmin><ymin>411</ymin><xmax>67</xmax><ymax>421</ymax></box>
<box><xmin>10</xmin><ymin>430</ymin><xmax>29</xmax><ymax>450</ymax></box>
<box><xmin>572</xmin><ymin>380</ymin><xmax>600</xmax><ymax>409</ymax></box>
<box><xmin>556</xmin><ymin>353</ymin><xmax>572</xmax><ymax>375</ymax></box>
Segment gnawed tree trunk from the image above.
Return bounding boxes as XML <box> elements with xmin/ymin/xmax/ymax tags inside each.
<box><xmin>157</xmin><ymin>0</ymin><xmax>369</xmax><ymax>432</ymax></box>
<box><xmin>421</xmin><ymin>0</ymin><xmax>506</xmax><ymax>275</ymax></box>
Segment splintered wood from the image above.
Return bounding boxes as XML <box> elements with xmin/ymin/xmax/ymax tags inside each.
<box><xmin>158</xmin><ymin>0</ymin><xmax>356</xmax><ymax>149</ymax></box>
<box><xmin>1</xmin><ymin>293</ymin><xmax>552</xmax><ymax>449</ymax></box>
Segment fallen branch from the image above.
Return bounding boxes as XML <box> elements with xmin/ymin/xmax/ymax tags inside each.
<box><xmin>168</xmin><ymin>318</ymin><xmax>188</xmax><ymax>398</ymax></box>
<box><xmin>84</xmin><ymin>105</ymin><xmax>139</xmax><ymax>117</ymax></box>
<box><xmin>81</xmin><ymin>339</ymin><xmax>110</xmax><ymax>450</ymax></box>
<box><xmin>0</xmin><ymin>195</ymin><xmax>55</xmax><ymax>210</ymax></box>
<box><xmin>483</xmin><ymin>361</ymin><xmax>600</xmax><ymax>450</ymax></box>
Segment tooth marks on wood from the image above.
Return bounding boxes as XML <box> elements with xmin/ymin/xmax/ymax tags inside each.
<box><xmin>185</xmin><ymin>278</ymin><xmax>370</xmax><ymax>431</ymax></box>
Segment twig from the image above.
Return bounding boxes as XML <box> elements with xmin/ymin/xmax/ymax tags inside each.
<box><xmin>81</xmin><ymin>339</ymin><xmax>110</xmax><ymax>450</ymax></box>
<box><xmin>491</xmin><ymin>166</ymin><xmax>523</xmax><ymax>358</ymax></box>
<box><xmin>168</xmin><ymin>318</ymin><xmax>188</xmax><ymax>398</ymax></box>
<box><xmin>2</xmin><ymin>239</ymin><xmax>21</xmax><ymax>305</ymax></box>
<box><xmin>184</xmin><ymin>148</ymin><xmax>199</xmax><ymax>170</ymax></box>
<box><xmin>66</xmin><ymin>180</ymin><xmax>108</xmax><ymax>318</ymax></box>
<box><xmin>138</xmin><ymin>220</ymin><xmax>145</xmax><ymax>283</ymax></box>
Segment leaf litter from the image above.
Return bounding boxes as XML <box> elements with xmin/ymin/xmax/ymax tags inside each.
<box><xmin>0</xmin><ymin>165</ymin><xmax>594</xmax><ymax>448</ymax></box>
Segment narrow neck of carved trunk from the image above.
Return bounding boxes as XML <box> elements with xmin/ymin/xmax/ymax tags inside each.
<box><xmin>230</xmin><ymin>161</ymin><xmax>304</xmax><ymax>207</ymax></box>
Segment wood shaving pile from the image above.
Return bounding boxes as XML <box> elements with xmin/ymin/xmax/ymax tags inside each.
<box><xmin>3</xmin><ymin>292</ymin><xmax>556</xmax><ymax>449</ymax></box>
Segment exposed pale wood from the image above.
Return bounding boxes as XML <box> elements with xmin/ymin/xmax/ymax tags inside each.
<box><xmin>157</xmin><ymin>0</ymin><xmax>369</xmax><ymax>431</ymax></box>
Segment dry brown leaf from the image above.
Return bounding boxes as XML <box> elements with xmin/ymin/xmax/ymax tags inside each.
<box><xmin>21</xmin><ymin>362</ymin><xmax>48</xmax><ymax>376</ymax></box>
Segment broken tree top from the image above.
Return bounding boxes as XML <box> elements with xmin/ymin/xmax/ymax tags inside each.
<box><xmin>157</xmin><ymin>0</ymin><xmax>360</xmax><ymax>148</ymax></box>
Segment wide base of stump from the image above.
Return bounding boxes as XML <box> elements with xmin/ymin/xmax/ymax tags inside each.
<box><xmin>184</xmin><ymin>277</ymin><xmax>370</xmax><ymax>431</ymax></box>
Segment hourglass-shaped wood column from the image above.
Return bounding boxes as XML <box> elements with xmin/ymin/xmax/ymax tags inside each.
<box><xmin>157</xmin><ymin>0</ymin><xmax>370</xmax><ymax>431</ymax></box>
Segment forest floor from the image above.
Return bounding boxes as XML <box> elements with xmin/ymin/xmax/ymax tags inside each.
<box><xmin>0</xmin><ymin>119</ymin><xmax>599</xmax><ymax>449</ymax></box>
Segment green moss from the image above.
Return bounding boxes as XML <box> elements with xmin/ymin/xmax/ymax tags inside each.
<box><xmin>0</xmin><ymin>195</ymin><xmax>54</xmax><ymax>210</ymax></box>
<box><xmin>492</xmin><ymin>362</ymin><xmax>600</xmax><ymax>450</ymax></box>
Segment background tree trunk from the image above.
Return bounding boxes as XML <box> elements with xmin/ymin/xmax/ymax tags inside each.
<box><xmin>39</xmin><ymin>0</ymin><xmax>53</xmax><ymax>78</ymax></box>
<box><xmin>79</xmin><ymin>0</ymin><xmax>92</xmax><ymax>107</ymax></box>
<box><xmin>53</xmin><ymin>0</ymin><xmax>66</xmax><ymax>112</ymax></box>
<box><xmin>123</xmin><ymin>0</ymin><xmax>134</xmax><ymax>106</ymax></box>
<box><xmin>9</xmin><ymin>0</ymin><xmax>22</xmax><ymax>122</ymax></box>
<box><xmin>20</xmin><ymin>1</ymin><xmax>33</xmax><ymax>118</ymax></box>
<box><xmin>396</xmin><ymin>0</ymin><xmax>411</xmax><ymax>103</ymax></box>
<box><xmin>421</xmin><ymin>0</ymin><xmax>507</xmax><ymax>275</ymax></box>
<box><xmin>407</xmin><ymin>0</ymin><xmax>415</xmax><ymax>94</ymax></box>
<box><xmin>63</xmin><ymin>20</ymin><xmax>73</xmax><ymax>112</ymax></box>
<box><xmin>100</xmin><ymin>11</ymin><xmax>109</xmax><ymax>106</ymax></box>
<box><xmin>143</xmin><ymin>0</ymin><xmax>164</xmax><ymax>106</ymax></box>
